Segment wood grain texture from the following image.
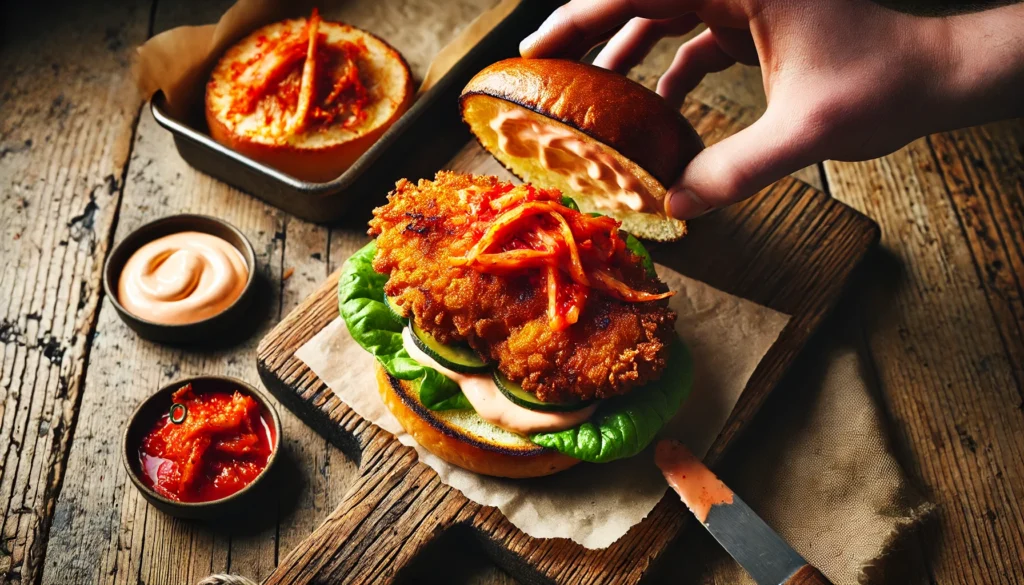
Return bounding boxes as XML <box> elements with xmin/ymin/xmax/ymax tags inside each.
<box><xmin>785</xmin><ymin>565</ymin><xmax>835</xmax><ymax>585</ymax></box>
<box><xmin>824</xmin><ymin>121</ymin><xmax>1024</xmax><ymax>585</ymax></box>
<box><xmin>37</xmin><ymin>0</ymin><xmax>356</xmax><ymax>580</ymax></box>
<box><xmin>254</xmin><ymin>97</ymin><xmax>878</xmax><ymax>584</ymax></box>
<box><xmin>0</xmin><ymin>1</ymin><xmax>150</xmax><ymax>582</ymax></box>
<box><xmin>38</xmin><ymin>102</ymin><xmax>347</xmax><ymax>585</ymax></box>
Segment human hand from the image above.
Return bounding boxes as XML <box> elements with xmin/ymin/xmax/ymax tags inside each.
<box><xmin>521</xmin><ymin>0</ymin><xmax>1024</xmax><ymax>219</ymax></box>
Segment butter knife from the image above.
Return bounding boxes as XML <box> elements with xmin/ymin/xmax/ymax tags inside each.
<box><xmin>656</xmin><ymin>439</ymin><xmax>835</xmax><ymax>585</ymax></box>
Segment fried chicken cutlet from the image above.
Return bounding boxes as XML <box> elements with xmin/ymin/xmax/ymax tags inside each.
<box><xmin>368</xmin><ymin>171</ymin><xmax>676</xmax><ymax>404</ymax></box>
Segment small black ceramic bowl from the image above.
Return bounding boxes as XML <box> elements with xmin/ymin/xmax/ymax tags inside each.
<box><xmin>103</xmin><ymin>214</ymin><xmax>257</xmax><ymax>344</ymax></box>
<box><xmin>122</xmin><ymin>375</ymin><xmax>282</xmax><ymax>519</ymax></box>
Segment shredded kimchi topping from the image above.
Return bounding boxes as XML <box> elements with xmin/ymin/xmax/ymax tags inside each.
<box><xmin>224</xmin><ymin>8</ymin><xmax>370</xmax><ymax>137</ymax></box>
<box><xmin>138</xmin><ymin>384</ymin><xmax>274</xmax><ymax>502</ymax></box>
<box><xmin>452</xmin><ymin>185</ymin><xmax>673</xmax><ymax>331</ymax></box>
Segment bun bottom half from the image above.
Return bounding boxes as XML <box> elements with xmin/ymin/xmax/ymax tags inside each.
<box><xmin>205</xmin><ymin>18</ymin><xmax>414</xmax><ymax>184</ymax></box>
<box><xmin>205</xmin><ymin>119</ymin><xmax>397</xmax><ymax>183</ymax></box>
<box><xmin>374</xmin><ymin>363</ymin><xmax>579</xmax><ymax>478</ymax></box>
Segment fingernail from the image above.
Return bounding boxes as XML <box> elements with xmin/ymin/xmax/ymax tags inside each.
<box><xmin>666</xmin><ymin>188</ymin><xmax>711</xmax><ymax>220</ymax></box>
<box><xmin>520</xmin><ymin>31</ymin><xmax>540</xmax><ymax>57</ymax></box>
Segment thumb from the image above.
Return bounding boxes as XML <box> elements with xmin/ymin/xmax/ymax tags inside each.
<box><xmin>664</xmin><ymin>106</ymin><xmax>817</xmax><ymax>219</ymax></box>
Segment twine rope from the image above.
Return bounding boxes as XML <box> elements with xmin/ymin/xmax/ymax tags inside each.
<box><xmin>197</xmin><ymin>574</ymin><xmax>258</xmax><ymax>585</ymax></box>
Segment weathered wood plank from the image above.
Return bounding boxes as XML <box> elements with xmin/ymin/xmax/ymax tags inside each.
<box><xmin>823</xmin><ymin>122</ymin><xmax>1024</xmax><ymax>585</ymax></box>
<box><xmin>277</xmin><ymin>217</ymin><xmax>359</xmax><ymax>561</ymax></box>
<box><xmin>37</xmin><ymin>100</ymin><xmax>357</xmax><ymax>585</ymax></box>
<box><xmin>40</xmin><ymin>107</ymin><xmax>275</xmax><ymax>584</ymax></box>
<box><xmin>927</xmin><ymin>124</ymin><xmax>1024</xmax><ymax>398</ymax></box>
<box><xmin>38</xmin><ymin>0</ymin><xmax>415</xmax><ymax>578</ymax></box>
<box><xmin>0</xmin><ymin>0</ymin><xmax>151</xmax><ymax>582</ymax></box>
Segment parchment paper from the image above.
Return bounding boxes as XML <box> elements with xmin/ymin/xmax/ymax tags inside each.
<box><xmin>134</xmin><ymin>0</ymin><xmax>513</xmax><ymax>119</ymax></box>
<box><xmin>296</xmin><ymin>266</ymin><xmax>789</xmax><ymax>549</ymax></box>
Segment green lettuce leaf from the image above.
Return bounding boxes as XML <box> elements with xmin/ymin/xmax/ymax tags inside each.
<box><xmin>338</xmin><ymin>241</ymin><xmax>471</xmax><ymax>411</ymax></box>
<box><xmin>529</xmin><ymin>339</ymin><xmax>692</xmax><ymax>463</ymax></box>
<box><xmin>624</xmin><ymin>232</ymin><xmax>656</xmax><ymax>277</ymax></box>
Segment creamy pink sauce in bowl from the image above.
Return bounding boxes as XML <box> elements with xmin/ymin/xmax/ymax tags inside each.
<box><xmin>103</xmin><ymin>215</ymin><xmax>257</xmax><ymax>344</ymax></box>
<box><xmin>117</xmin><ymin>231</ymin><xmax>249</xmax><ymax>325</ymax></box>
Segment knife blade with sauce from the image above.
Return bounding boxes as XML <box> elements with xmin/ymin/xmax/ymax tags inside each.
<box><xmin>656</xmin><ymin>439</ymin><xmax>835</xmax><ymax>585</ymax></box>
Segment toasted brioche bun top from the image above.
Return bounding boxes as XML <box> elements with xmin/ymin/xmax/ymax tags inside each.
<box><xmin>461</xmin><ymin>58</ymin><xmax>704</xmax><ymax>241</ymax></box>
<box><xmin>206</xmin><ymin>15</ymin><xmax>412</xmax><ymax>181</ymax></box>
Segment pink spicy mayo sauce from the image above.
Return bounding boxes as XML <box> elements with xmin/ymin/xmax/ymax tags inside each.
<box><xmin>655</xmin><ymin>439</ymin><xmax>734</xmax><ymax>523</ymax></box>
<box><xmin>401</xmin><ymin>327</ymin><xmax>597</xmax><ymax>435</ymax></box>
<box><xmin>117</xmin><ymin>232</ymin><xmax>248</xmax><ymax>325</ymax></box>
<box><xmin>489</xmin><ymin>107</ymin><xmax>657</xmax><ymax>213</ymax></box>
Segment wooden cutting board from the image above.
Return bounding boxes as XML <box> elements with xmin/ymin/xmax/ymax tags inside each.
<box><xmin>255</xmin><ymin>98</ymin><xmax>880</xmax><ymax>585</ymax></box>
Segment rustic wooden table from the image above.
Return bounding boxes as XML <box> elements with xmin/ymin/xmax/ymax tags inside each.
<box><xmin>2</xmin><ymin>1</ymin><xmax>1022</xmax><ymax>584</ymax></box>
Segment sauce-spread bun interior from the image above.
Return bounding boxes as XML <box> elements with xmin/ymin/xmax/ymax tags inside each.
<box><xmin>206</xmin><ymin>10</ymin><xmax>413</xmax><ymax>182</ymax></box>
<box><xmin>376</xmin><ymin>364</ymin><xmax>580</xmax><ymax>478</ymax></box>
<box><xmin>461</xmin><ymin>58</ymin><xmax>704</xmax><ymax>241</ymax></box>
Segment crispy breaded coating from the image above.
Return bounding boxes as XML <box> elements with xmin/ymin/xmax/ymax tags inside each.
<box><xmin>368</xmin><ymin>171</ymin><xmax>675</xmax><ymax>403</ymax></box>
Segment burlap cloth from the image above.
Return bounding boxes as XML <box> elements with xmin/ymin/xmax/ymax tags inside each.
<box><xmin>657</xmin><ymin>307</ymin><xmax>934</xmax><ymax>584</ymax></box>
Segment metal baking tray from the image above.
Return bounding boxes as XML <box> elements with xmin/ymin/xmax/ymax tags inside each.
<box><xmin>151</xmin><ymin>0</ymin><xmax>547</xmax><ymax>224</ymax></box>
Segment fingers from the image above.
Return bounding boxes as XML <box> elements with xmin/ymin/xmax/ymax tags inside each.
<box><xmin>664</xmin><ymin>106</ymin><xmax>818</xmax><ymax>219</ymax></box>
<box><xmin>592</xmin><ymin>19</ymin><xmax>662</xmax><ymax>73</ymax></box>
<box><xmin>593</xmin><ymin>15</ymin><xmax>702</xmax><ymax>74</ymax></box>
<box><xmin>706</xmin><ymin>25</ymin><xmax>758</xmax><ymax>66</ymax></box>
<box><xmin>521</xmin><ymin>0</ymin><xmax>695</xmax><ymax>59</ymax></box>
<box><xmin>656</xmin><ymin>29</ymin><xmax>737</xmax><ymax>109</ymax></box>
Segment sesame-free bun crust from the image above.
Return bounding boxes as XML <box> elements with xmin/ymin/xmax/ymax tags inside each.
<box><xmin>375</xmin><ymin>364</ymin><xmax>579</xmax><ymax>478</ymax></box>
<box><xmin>461</xmin><ymin>58</ymin><xmax>704</xmax><ymax>241</ymax></box>
<box><xmin>206</xmin><ymin>17</ymin><xmax>413</xmax><ymax>183</ymax></box>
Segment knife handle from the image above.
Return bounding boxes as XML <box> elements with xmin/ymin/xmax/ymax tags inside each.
<box><xmin>785</xmin><ymin>565</ymin><xmax>836</xmax><ymax>585</ymax></box>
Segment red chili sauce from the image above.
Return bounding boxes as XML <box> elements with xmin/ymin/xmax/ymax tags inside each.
<box><xmin>138</xmin><ymin>384</ymin><xmax>275</xmax><ymax>503</ymax></box>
